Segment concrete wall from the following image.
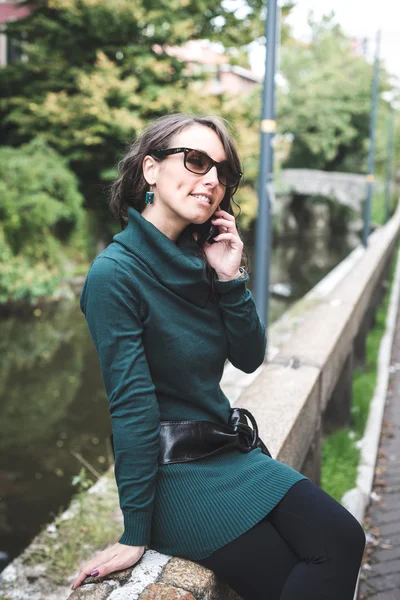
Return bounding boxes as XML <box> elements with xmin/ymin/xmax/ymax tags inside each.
<box><xmin>2</xmin><ymin>208</ymin><xmax>400</xmax><ymax>600</ymax></box>
<box><xmin>237</xmin><ymin>209</ymin><xmax>398</xmax><ymax>480</ymax></box>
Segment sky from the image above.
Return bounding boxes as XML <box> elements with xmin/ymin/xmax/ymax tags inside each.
<box><xmin>249</xmin><ymin>0</ymin><xmax>400</xmax><ymax>82</ymax></box>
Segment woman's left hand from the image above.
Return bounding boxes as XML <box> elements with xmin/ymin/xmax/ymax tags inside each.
<box><xmin>193</xmin><ymin>208</ymin><xmax>243</xmax><ymax>280</ymax></box>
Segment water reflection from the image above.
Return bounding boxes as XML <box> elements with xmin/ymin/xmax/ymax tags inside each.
<box><xmin>0</xmin><ymin>302</ymin><xmax>110</xmax><ymax>571</ymax></box>
<box><xmin>0</xmin><ymin>229</ymin><xmax>358</xmax><ymax>571</ymax></box>
<box><xmin>246</xmin><ymin>230</ymin><xmax>358</xmax><ymax>322</ymax></box>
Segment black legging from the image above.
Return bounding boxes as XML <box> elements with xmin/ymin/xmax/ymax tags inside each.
<box><xmin>195</xmin><ymin>479</ymin><xmax>366</xmax><ymax>600</ymax></box>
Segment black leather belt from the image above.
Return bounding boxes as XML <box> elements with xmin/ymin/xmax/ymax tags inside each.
<box><xmin>110</xmin><ymin>408</ymin><xmax>272</xmax><ymax>465</ymax></box>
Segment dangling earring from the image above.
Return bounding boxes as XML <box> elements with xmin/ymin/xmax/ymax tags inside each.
<box><xmin>145</xmin><ymin>191</ymin><xmax>154</xmax><ymax>204</ymax></box>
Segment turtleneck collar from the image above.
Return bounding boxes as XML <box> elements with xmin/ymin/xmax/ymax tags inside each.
<box><xmin>112</xmin><ymin>207</ymin><xmax>212</xmax><ymax>308</ymax></box>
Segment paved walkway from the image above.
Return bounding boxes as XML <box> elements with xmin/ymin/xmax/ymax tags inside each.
<box><xmin>359</xmin><ymin>303</ymin><xmax>400</xmax><ymax>599</ymax></box>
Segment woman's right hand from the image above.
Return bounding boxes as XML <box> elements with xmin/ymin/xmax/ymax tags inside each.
<box><xmin>71</xmin><ymin>542</ymin><xmax>146</xmax><ymax>591</ymax></box>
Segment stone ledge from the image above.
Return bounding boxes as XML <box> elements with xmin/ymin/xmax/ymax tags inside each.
<box><xmin>62</xmin><ymin>555</ymin><xmax>240</xmax><ymax>600</ymax></box>
<box><xmin>238</xmin><ymin>361</ymin><xmax>321</xmax><ymax>470</ymax></box>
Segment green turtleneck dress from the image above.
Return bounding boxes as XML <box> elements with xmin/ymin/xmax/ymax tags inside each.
<box><xmin>80</xmin><ymin>207</ymin><xmax>308</xmax><ymax>560</ymax></box>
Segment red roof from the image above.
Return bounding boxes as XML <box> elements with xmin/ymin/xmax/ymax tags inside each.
<box><xmin>0</xmin><ymin>3</ymin><xmax>31</xmax><ymax>25</ymax></box>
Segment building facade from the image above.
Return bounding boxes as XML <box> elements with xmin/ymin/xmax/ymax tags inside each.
<box><xmin>0</xmin><ymin>1</ymin><xmax>31</xmax><ymax>66</ymax></box>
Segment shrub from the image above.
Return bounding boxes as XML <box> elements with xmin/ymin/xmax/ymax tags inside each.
<box><xmin>0</xmin><ymin>139</ymin><xmax>85</xmax><ymax>304</ymax></box>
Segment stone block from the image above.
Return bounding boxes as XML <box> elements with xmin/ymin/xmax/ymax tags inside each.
<box><xmin>324</xmin><ymin>350</ymin><xmax>353</xmax><ymax>432</ymax></box>
<box><xmin>160</xmin><ymin>558</ymin><xmax>216</xmax><ymax>598</ymax></box>
<box><xmin>277</xmin><ymin>299</ymin><xmax>355</xmax><ymax>408</ymax></box>
<box><xmin>139</xmin><ymin>583</ymin><xmax>196</xmax><ymax>600</ymax></box>
<box><xmin>372</xmin><ymin>509</ymin><xmax>400</xmax><ymax>526</ymax></box>
<box><xmin>361</xmin><ymin>571</ymin><xmax>400</xmax><ymax>593</ymax></box>
<box><xmin>372</xmin><ymin>544</ymin><xmax>400</xmax><ymax>563</ymax></box>
<box><xmin>68</xmin><ymin>582</ymin><xmax>115</xmax><ymax>600</ymax></box>
<box><xmin>238</xmin><ymin>361</ymin><xmax>320</xmax><ymax>472</ymax></box>
<box><xmin>107</xmin><ymin>567</ymin><xmax>133</xmax><ymax>585</ymax></box>
<box><xmin>360</xmin><ymin>592</ymin><xmax>399</xmax><ymax>600</ymax></box>
<box><xmin>375</xmin><ymin>521</ymin><xmax>400</xmax><ymax>537</ymax></box>
<box><xmin>367</xmin><ymin>559</ymin><xmax>400</xmax><ymax>577</ymax></box>
<box><xmin>300</xmin><ymin>425</ymin><xmax>321</xmax><ymax>484</ymax></box>
<box><xmin>159</xmin><ymin>558</ymin><xmax>242</xmax><ymax>600</ymax></box>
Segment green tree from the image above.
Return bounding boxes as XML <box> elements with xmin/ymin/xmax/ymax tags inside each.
<box><xmin>0</xmin><ymin>139</ymin><xmax>85</xmax><ymax>303</ymax></box>
<box><xmin>0</xmin><ymin>0</ymin><xmax>270</xmax><ymax>231</ymax></box>
<box><xmin>277</xmin><ymin>16</ymin><xmax>394</xmax><ymax>173</ymax></box>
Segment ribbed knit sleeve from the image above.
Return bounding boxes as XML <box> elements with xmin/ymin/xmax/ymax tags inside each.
<box><xmin>213</xmin><ymin>270</ymin><xmax>267</xmax><ymax>373</ymax></box>
<box><xmin>80</xmin><ymin>256</ymin><xmax>160</xmax><ymax>547</ymax></box>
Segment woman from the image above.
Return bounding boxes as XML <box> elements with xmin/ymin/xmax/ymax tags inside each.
<box><xmin>73</xmin><ymin>114</ymin><xmax>366</xmax><ymax>598</ymax></box>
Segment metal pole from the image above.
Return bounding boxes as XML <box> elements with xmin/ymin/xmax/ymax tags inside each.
<box><xmin>384</xmin><ymin>103</ymin><xmax>395</xmax><ymax>223</ymax></box>
<box><xmin>254</xmin><ymin>0</ymin><xmax>279</xmax><ymax>356</ymax></box>
<box><xmin>362</xmin><ymin>30</ymin><xmax>381</xmax><ymax>247</ymax></box>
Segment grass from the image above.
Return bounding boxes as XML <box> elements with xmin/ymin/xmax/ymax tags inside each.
<box><xmin>371</xmin><ymin>189</ymin><xmax>397</xmax><ymax>226</ymax></box>
<box><xmin>21</xmin><ymin>468</ymin><xmax>120</xmax><ymax>586</ymax></box>
<box><xmin>320</xmin><ymin>243</ymin><xmax>399</xmax><ymax>502</ymax></box>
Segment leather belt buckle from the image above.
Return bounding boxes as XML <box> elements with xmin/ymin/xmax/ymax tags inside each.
<box><xmin>229</xmin><ymin>408</ymin><xmax>258</xmax><ymax>453</ymax></box>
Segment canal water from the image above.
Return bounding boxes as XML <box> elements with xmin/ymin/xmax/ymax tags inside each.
<box><xmin>0</xmin><ymin>229</ymin><xmax>359</xmax><ymax>572</ymax></box>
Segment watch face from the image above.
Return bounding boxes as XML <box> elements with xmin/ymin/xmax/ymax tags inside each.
<box><xmin>216</xmin><ymin>267</ymin><xmax>247</xmax><ymax>282</ymax></box>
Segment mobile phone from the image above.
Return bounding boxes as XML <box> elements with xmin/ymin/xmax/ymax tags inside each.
<box><xmin>204</xmin><ymin>209</ymin><xmax>221</xmax><ymax>244</ymax></box>
<box><xmin>205</xmin><ymin>222</ymin><xmax>219</xmax><ymax>244</ymax></box>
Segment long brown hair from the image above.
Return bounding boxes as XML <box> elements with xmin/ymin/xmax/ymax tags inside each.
<box><xmin>109</xmin><ymin>113</ymin><xmax>249</xmax><ymax>295</ymax></box>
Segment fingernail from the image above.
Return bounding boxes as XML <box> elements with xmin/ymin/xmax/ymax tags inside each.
<box><xmin>90</xmin><ymin>569</ymin><xmax>99</xmax><ymax>576</ymax></box>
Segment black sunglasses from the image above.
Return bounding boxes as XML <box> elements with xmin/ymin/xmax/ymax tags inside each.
<box><xmin>150</xmin><ymin>147</ymin><xmax>242</xmax><ymax>189</ymax></box>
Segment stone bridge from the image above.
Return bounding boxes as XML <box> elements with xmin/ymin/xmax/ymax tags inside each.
<box><xmin>280</xmin><ymin>169</ymin><xmax>369</xmax><ymax>212</ymax></box>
